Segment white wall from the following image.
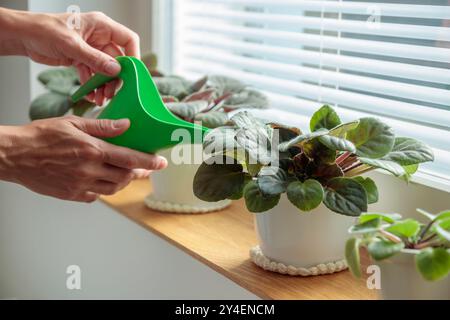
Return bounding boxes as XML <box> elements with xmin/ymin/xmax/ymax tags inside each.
<box><xmin>0</xmin><ymin>0</ymin><xmax>257</xmax><ymax>299</ymax></box>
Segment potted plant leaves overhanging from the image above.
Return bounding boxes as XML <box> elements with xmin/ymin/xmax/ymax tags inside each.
<box><xmin>146</xmin><ymin>74</ymin><xmax>269</xmax><ymax>214</ymax></box>
<box><xmin>29</xmin><ymin>53</ymin><xmax>161</xmax><ymax>120</ymax></box>
<box><xmin>346</xmin><ymin>209</ymin><xmax>450</xmax><ymax>299</ymax></box>
<box><xmin>193</xmin><ymin>105</ymin><xmax>434</xmax><ymax>276</ymax></box>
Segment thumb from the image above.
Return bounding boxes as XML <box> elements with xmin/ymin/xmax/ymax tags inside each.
<box><xmin>74</xmin><ymin>118</ymin><xmax>130</xmax><ymax>138</ymax></box>
<box><xmin>72</xmin><ymin>41</ymin><xmax>121</xmax><ymax>76</ymax></box>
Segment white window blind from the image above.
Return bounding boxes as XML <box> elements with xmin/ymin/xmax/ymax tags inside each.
<box><xmin>169</xmin><ymin>0</ymin><xmax>450</xmax><ymax>189</ymax></box>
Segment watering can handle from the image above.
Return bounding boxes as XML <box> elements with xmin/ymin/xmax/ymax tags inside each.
<box><xmin>72</xmin><ymin>73</ymin><xmax>116</xmax><ymax>103</ymax></box>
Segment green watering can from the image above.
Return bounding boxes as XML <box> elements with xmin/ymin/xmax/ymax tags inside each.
<box><xmin>71</xmin><ymin>56</ymin><xmax>210</xmax><ymax>153</ymax></box>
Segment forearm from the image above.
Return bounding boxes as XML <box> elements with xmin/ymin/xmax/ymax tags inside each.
<box><xmin>0</xmin><ymin>125</ymin><xmax>16</xmax><ymax>182</ymax></box>
<box><xmin>0</xmin><ymin>7</ymin><xmax>32</xmax><ymax>56</ymax></box>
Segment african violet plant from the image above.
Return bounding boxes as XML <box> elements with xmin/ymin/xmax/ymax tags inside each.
<box><xmin>154</xmin><ymin>75</ymin><xmax>269</xmax><ymax>128</ymax></box>
<box><xmin>346</xmin><ymin>209</ymin><xmax>450</xmax><ymax>281</ymax></box>
<box><xmin>193</xmin><ymin>105</ymin><xmax>434</xmax><ymax>216</ymax></box>
<box><xmin>29</xmin><ymin>52</ymin><xmax>160</xmax><ymax>120</ymax></box>
<box><xmin>29</xmin><ymin>52</ymin><xmax>268</xmax><ymax>127</ymax></box>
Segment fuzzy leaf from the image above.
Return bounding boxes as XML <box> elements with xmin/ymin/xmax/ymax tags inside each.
<box><xmin>38</xmin><ymin>67</ymin><xmax>79</xmax><ymax>86</ymax></box>
<box><xmin>224</xmin><ymin>89</ymin><xmax>269</xmax><ymax>109</ymax></box>
<box><xmin>203</xmin><ymin>127</ymin><xmax>237</xmax><ymax>156</ymax></box>
<box><xmin>230</xmin><ymin>111</ymin><xmax>264</xmax><ymax>129</ymax></box>
<box><xmin>29</xmin><ymin>92</ymin><xmax>72</xmax><ymax>120</ymax></box>
<box><xmin>347</xmin><ymin>117</ymin><xmax>395</xmax><ymax>159</ymax></box>
<box><xmin>358</xmin><ymin>212</ymin><xmax>402</xmax><ymax>224</ymax></box>
<box><xmin>243</xmin><ymin>181</ymin><xmax>280</xmax><ymax>213</ymax></box>
<box><xmin>193</xmin><ymin>157</ymin><xmax>247</xmax><ymax>202</ymax></box>
<box><xmin>386</xmin><ymin>219</ymin><xmax>421</xmax><ymax>238</ymax></box>
<box><xmin>310</xmin><ymin>105</ymin><xmax>341</xmax><ymax>132</ymax></box>
<box><xmin>183</xmin><ymin>89</ymin><xmax>216</xmax><ymax>103</ymax></box>
<box><xmin>382</xmin><ymin>137</ymin><xmax>434</xmax><ymax>166</ymax></box>
<box><xmin>329</xmin><ymin>121</ymin><xmax>360</xmax><ymax>138</ymax></box>
<box><xmin>235</xmin><ymin>127</ymin><xmax>272</xmax><ymax>165</ymax></box>
<box><xmin>359</xmin><ymin>158</ymin><xmax>406</xmax><ymax>177</ymax></box>
<box><xmin>286</xmin><ymin>179</ymin><xmax>324</xmax><ymax>212</ymax></box>
<box><xmin>207</xmin><ymin>75</ymin><xmax>246</xmax><ymax>96</ymax></box>
<box><xmin>278</xmin><ymin>129</ymin><xmax>329</xmax><ymax>152</ymax></box>
<box><xmin>345</xmin><ymin>238</ymin><xmax>362</xmax><ymax>278</ymax></box>
<box><xmin>367</xmin><ymin>240</ymin><xmax>404</xmax><ymax>261</ymax></box>
<box><xmin>349</xmin><ymin>218</ymin><xmax>382</xmax><ymax>234</ymax></box>
<box><xmin>319</xmin><ymin>135</ymin><xmax>356</xmax><ymax>153</ymax></box>
<box><xmin>154</xmin><ymin>76</ymin><xmax>191</xmax><ymax>99</ymax></box>
<box><xmin>142</xmin><ymin>52</ymin><xmax>158</xmax><ymax>71</ymax></box>
<box><xmin>352</xmin><ymin>176</ymin><xmax>379</xmax><ymax>204</ymax></box>
<box><xmin>435</xmin><ymin>219</ymin><xmax>450</xmax><ymax>242</ymax></box>
<box><xmin>257</xmin><ymin>167</ymin><xmax>289</xmax><ymax>197</ymax></box>
<box><xmin>415</xmin><ymin>248</ymin><xmax>450</xmax><ymax>281</ymax></box>
<box><xmin>194</xmin><ymin>111</ymin><xmax>229</xmax><ymax>129</ymax></box>
<box><xmin>323</xmin><ymin>177</ymin><xmax>368</xmax><ymax>216</ymax></box>
<box><xmin>268</xmin><ymin>123</ymin><xmax>302</xmax><ymax>144</ymax></box>
<box><xmin>166</xmin><ymin>101</ymin><xmax>209</xmax><ymax>120</ymax></box>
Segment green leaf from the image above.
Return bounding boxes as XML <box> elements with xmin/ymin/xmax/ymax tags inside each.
<box><xmin>345</xmin><ymin>238</ymin><xmax>362</xmax><ymax>278</ymax></box>
<box><xmin>228</xmin><ymin>176</ymin><xmax>252</xmax><ymax>200</ymax></box>
<box><xmin>310</xmin><ymin>105</ymin><xmax>341</xmax><ymax>132</ymax></box>
<box><xmin>72</xmin><ymin>99</ymin><xmax>95</xmax><ymax>117</ymax></box>
<box><xmin>318</xmin><ymin>135</ymin><xmax>356</xmax><ymax>153</ymax></box>
<box><xmin>386</xmin><ymin>219</ymin><xmax>421</xmax><ymax>238</ymax></box>
<box><xmin>224</xmin><ymin>89</ymin><xmax>269</xmax><ymax>109</ymax></box>
<box><xmin>257</xmin><ymin>167</ymin><xmax>289</xmax><ymax>197</ymax></box>
<box><xmin>347</xmin><ymin>117</ymin><xmax>395</xmax><ymax>159</ymax></box>
<box><xmin>183</xmin><ymin>89</ymin><xmax>216</xmax><ymax>103</ymax></box>
<box><xmin>352</xmin><ymin>176</ymin><xmax>379</xmax><ymax>204</ymax></box>
<box><xmin>359</xmin><ymin>158</ymin><xmax>406</xmax><ymax>177</ymax></box>
<box><xmin>416</xmin><ymin>208</ymin><xmax>436</xmax><ymax>221</ymax></box>
<box><xmin>329</xmin><ymin>121</ymin><xmax>360</xmax><ymax>138</ymax></box>
<box><xmin>302</xmin><ymin>139</ymin><xmax>337</xmax><ymax>165</ymax></box>
<box><xmin>382</xmin><ymin>137</ymin><xmax>434</xmax><ymax>166</ymax></box>
<box><xmin>435</xmin><ymin>210</ymin><xmax>450</xmax><ymax>223</ymax></box>
<box><xmin>207</xmin><ymin>75</ymin><xmax>246</xmax><ymax>96</ymax></box>
<box><xmin>154</xmin><ymin>76</ymin><xmax>191</xmax><ymax>99</ymax></box>
<box><xmin>29</xmin><ymin>92</ymin><xmax>72</xmax><ymax>120</ymax></box>
<box><xmin>323</xmin><ymin>177</ymin><xmax>368</xmax><ymax>216</ymax></box>
<box><xmin>193</xmin><ymin>157</ymin><xmax>247</xmax><ymax>201</ymax></box>
<box><xmin>203</xmin><ymin>127</ymin><xmax>237</xmax><ymax>156</ymax></box>
<box><xmin>166</xmin><ymin>101</ymin><xmax>209</xmax><ymax>120</ymax></box>
<box><xmin>286</xmin><ymin>180</ymin><xmax>324</xmax><ymax>211</ymax></box>
<box><xmin>235</xmin><ymin>127</ymin><xmax>272</xmax><ymax>165</ymax></box>
<box><xmin>278</xmin><ymin>129</ymin><xmax>329</xmax><ymax>152</ymax></box>
<box><xmin>194</xmin><ymin>111</ymin><xmax>229</xmax><ymax>129</ymax></box>
<box><xmin>243</xmin><ymin>181</ymin><xmax>280</xmax><ymax>213</ymax></box>
<box><xmin>349</xmin><ymin>218</ymin><xmax>382</xmax><ymax>234</ymax></box>
<box><xmin>435</xmin><ymin>219</ymin><xmax>450</xmax><ymax>242</ymax></box>
<box><xmin>416</xmin><ymin>248</ymin><xmax>450</xmax><ymax>281</ymax></box>
<box><xmin>229</xmin><ymin>111</ymin><xmax>265</xmax><ymax>129</ymax></box>
<box><xmin>308</xmin><ymin>162</ymin><xmax>344</xmax><ymax>184</ymax></box>
<box><xmin>401</xmin><ymin>163</ymin><xmax>419</xmax><ymax>182</ymax></box>
<box><xmin>268</xmin><ymin>123</ymin><xmax>302</xmax><ymax>144</ymax></box>
<box><xmin>38</xmin><ymin>67</ymin><xmax>79</xmax><ymax>86</ymax></box>
<box><xmin>367</xmin><ymin>239</ymin><xmax>404</xmax><ymax>260</ymax></box>
<box><xmin>359</xmin><ymin>212</ymin><xmax>402</xmax><ymax>224</ymax></box>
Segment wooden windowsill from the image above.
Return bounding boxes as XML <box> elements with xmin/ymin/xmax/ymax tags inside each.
<box><xmin>101</xmin><ymin>179</ymin><xmax>378</xmax><ymax>300</ymax></box>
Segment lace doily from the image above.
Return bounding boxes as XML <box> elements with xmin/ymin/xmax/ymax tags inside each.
<box><xmin>250</xmin><ymin>246</ymin><xmax>348</xmax><ymax>276</ymax></box>
<box><xmin>145</xmin><ymin>195</ymin><xmax>231</xmax><ymax>214</ymax></box>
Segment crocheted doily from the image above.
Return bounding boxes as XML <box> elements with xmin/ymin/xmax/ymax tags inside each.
<box><xmin>145</xmin><ymin>194</ymin><xmax>231</xmax><ymax>214</ymax></box>
<box><xmin>250</xmin><ymin>246</ymin><xmax>348</xmax><ymax>276</ymax></box>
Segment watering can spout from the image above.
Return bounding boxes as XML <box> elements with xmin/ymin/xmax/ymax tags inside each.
<box><xmin>71</xmin><ymin>56</ymin><xmax>210</xmax><ymax>153</ymax></box>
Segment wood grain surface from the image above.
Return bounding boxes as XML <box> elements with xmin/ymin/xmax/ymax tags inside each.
<box><xmin>101</xmin><ymin>179</ymin><xmax>379</xmax><ymax>300</ymax></box>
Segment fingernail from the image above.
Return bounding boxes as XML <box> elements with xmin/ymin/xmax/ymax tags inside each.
<box><xmin>157</xmin><ymin>156</ymin><xmax>168</xmax><ymax>169</ymax></box>
<box><xmin>105</xmin><ymin>60</ymin><xmax>121</xmax><ymax>76</ymax></box>
<box><xmin>112</xmin><ymin>119</ymin><xmax>130</xmax><ymax>129</ymax></box>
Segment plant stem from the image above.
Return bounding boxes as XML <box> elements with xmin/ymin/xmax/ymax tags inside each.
<box><xmin>343</xmin><ymin>160</ymin><xmax>361</xmax><ymax>172</ymax></box>
<box><xmin>336</xmin><ymin>151</ymin><xmax>351</xmax><ymax>165</ymax></box>
<box><xmin>345</xmin><ymin>164</ymin><xmax>374</xmax><ymax>177</ymax></box>
<box><xmin>418</xmin><ymin>219</ymin><xmax>436</xmax><ymax>242</ymax></box>
<box><xmin>421</xmin><ymin>233</ymin><xmax>437</xmax><ymax>244</ymax></box>
<box><xmin>379</xmin><ymin>229</ymin><xmax>403</xmax><ymax>243</ymax></box>
<box><xmin>414</xmin><ymin>239</ymin><xmax>442</xmax><ymax>250</ymax></box>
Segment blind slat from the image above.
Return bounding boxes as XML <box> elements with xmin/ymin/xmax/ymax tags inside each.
<box><xmin>184</xmin><ymin>46</ymin><xmax>450</xmax><ymax>108</ymax></box>
<box><xmin>190</xmin><ymin>0</ymin><xmax>450</xmax><ymax>19</ymax></box>
<box><xmin>185</xmin><ymin>34</ymin><xmax>450</xmax><ymax>84</ymax></box>
<box><xmin>186</xmin><ymin>21</ymin><xmax>450</xmax><ymax>63</ymax></box>
<box><xmin>187</xmin><ymin>9</ymin><xmax>450</xmax><ymax>41</ymax></box>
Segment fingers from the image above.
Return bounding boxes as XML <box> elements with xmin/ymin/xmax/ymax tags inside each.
<box><xmin>71</xmin><ymin>117</ymin><xmax>130</xmax><ymax>138</ymax></box>
<box><xmin>132</xmin><ymin>169</ymin><xmax>152</xmax><ymax>179</ymax></box>
<box><xmin>71</xmin><ymin>40</ymin><xmax>121</xmax><ymax>76</ymax></box>
<box><xmin>73</xmin><ymin>192</ymin><xmax>99</xmax><ymax>203</ymax></box>
<box><xmin>100</xmin><ymin>142</ymin><xmax>168</xmax><ymax>171</ymax></box>
<box><xmin>89</xmin><ymin>180</ymin><xmax>130</xmax><ymax>196</ymax></box>
<box><xmin>106</xmin><ymin>18</ymin><xmax>141</xmax><ymax>58</ymax></box>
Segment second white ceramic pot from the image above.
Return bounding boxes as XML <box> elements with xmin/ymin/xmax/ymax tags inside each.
<box><xmin>146</xmin><ymin>145</ymin><xmax>231</xmax><ymax>213</ymax></box>
<box><xmin>376</xmin><ymin>249</ymin><xmax>450</xmax><ymax>300</ymax></box>
<box><xmin>254</xmin><ymin>195</ymin><xmax>356</xmax><ymax>269</ymax></box>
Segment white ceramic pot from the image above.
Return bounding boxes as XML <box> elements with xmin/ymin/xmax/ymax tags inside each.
<box><xmin>253</xmin><ymin>195</ymin><xmax>355</xmax><ymax>272</ymax></box>
<box><xmin>145</xmin><ymin>145</ymin><xmax>231</xmax><ymax>213</ymax></box>
<box><xmin>377</xmin><ymin>250</ymin><xmax>450</xmax><ymax>300</ymax></box>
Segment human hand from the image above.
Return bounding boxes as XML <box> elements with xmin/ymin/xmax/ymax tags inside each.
<box><xmin>0</xmin><ymin>116</ymin><xmax>167</xmax><ymax>202</ymax></box>
<box><xmin>3</xmin><ymin>9</ymin><xmax>140</xmax><ymax>105</ymax></box>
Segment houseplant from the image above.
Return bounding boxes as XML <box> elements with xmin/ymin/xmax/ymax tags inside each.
<box><xmin>346</xmin><ymin>209</ymin><xmax>450</xmax><ymax>299</ymax></box>
<box><xmin>147</xmin><ymin>74</ymin><xmax>269</xmax><ymax>213</ymax></box>
<box><xmin>28</xmin><ymin>53</ymin><xmax>269</xmax><ymax>213</ymax></box>
<box><xmin>193</xmin><ymin>105</ymin><xmax>434</xmax><ymax>275</ymax></box>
